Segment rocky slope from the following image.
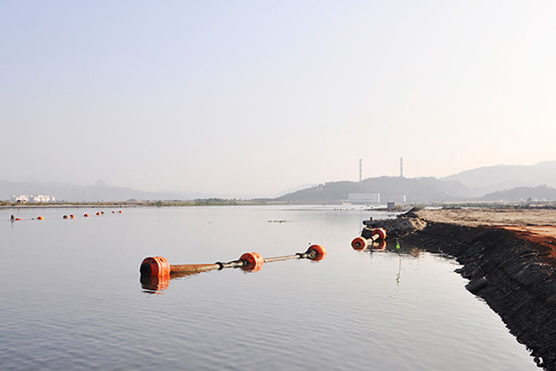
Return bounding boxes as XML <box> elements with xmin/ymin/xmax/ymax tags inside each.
<box><xmin>365</xmin><ymin>208</ymin><xmax>556</xmax><ymax>370</ymax></box>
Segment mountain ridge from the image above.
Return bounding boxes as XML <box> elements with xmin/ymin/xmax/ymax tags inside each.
<box><xmin>2</xmin><ymin>161</ymin><xmax>555</xmax><ymax>202</ymax></box>
<box><xmin>276</xmin><ymin>176</ymin><xmax>470</xmax><ymax>204</ymax></box>
<box><xmin>441</xmin><ymin>161</ymin><xmax>556</xmax><ymax>195</ymax></box>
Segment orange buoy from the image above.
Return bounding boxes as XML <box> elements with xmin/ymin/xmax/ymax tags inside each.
<box><xmin>118</xmin><ymin>210</ymin><xmax>123</xmax><ymax>214</ymax></box>
<box><xmin>84</xmin><ymin>213</ymin><xmax>89</xmax><ymax>217</ymax></box>
<box><xmin>353</xmin><ymin>228</ymin><xmax>387</xmax><ymax>252</ymax></box>
<box><xmin>15</xmin><ymin>218</ymin><xmax>22</xmax><ymax>221</ymax></box>
<box><xmin>96</xmin><ymin>211</ymin><xmax>101</xmax><ymax>216</ymax></box>
<box><xmin>70</xmin><ymin>214</ymin><xmax>75</xmax><ymax>219</ymax></box>
<box><xmin>351</xmin><ymin>236</ymin><xmax>368</xmax><ymax>250</ymax></box>
<box><xmin>306</xmin><ymin>244</ymin><xmax>327</xmax><ymax>261</ymax></box>
<box><xmin>372</xmin><ymin>228</ymin><xmax>387</xmax><ymax>241</ymax></box>
<box><xmin>140</xmin><ymin>256</ymin><xmax>171</xmax><ymax>276</ymax></box>
<box><xmin>63</xmin><ymin>215</ymin><xmax>69</xmax><ymax>219</ymax></box>
<box><xmin>37</xmin><ymin>216</ymin><xmax>44</xmax><ymax>220</ymax></box>
<box><xmin>240</xmin><ymin>252</ymin><xmax>265</xmax><ymax>271</ymax></box>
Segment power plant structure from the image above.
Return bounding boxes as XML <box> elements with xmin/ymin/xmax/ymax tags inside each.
<box><xmin>358</xmin><ymin>157</ymin><xmax>405</xmax><ymax>180</ymax></box>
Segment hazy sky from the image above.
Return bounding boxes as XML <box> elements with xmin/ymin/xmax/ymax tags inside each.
<box><xmin>1</xmin><ymin>1</ymin><xmax>555</xmax><ymax>197</ymax></box>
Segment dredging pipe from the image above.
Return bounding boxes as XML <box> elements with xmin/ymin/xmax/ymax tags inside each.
<box><xmin>140</xmin><ymin>244</ymin><xmax>327</xmax><ymax>277</ymax></box>
<box><xmin>351</xmin><ymin>228</ymin><xmax>387</xmax><ymax>251</ymax></box>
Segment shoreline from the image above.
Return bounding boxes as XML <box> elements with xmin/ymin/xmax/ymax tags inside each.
<box><xmin>0</xmin><ymin>200</ymin><xmax>288</xmax><ymax>209</ymax></box>
<box><xmin>367</xmin><ymin>208</ymin><xmax>556</xmax><ymax>370</ymax></box>
<box><xmin>0</xmin><ymin>204</ymin><xmax>135</xmax><ymax>209</ymax></box>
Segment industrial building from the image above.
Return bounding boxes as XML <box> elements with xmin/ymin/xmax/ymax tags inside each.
<box><xmin>347</xmin><ymin>193</ymin><xmax>380</xmax><ymax>204</ymax></box>
<box><xmin>11</xmin><ymin>195</ymin><xmax>56</xmax><ymax>203</ymax></box>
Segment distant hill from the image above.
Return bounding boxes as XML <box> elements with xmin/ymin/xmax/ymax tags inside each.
<box><xmin>276</xmin><ymin>176</ymin><xmax>471</xmax><ymax>204</ymax></box>
<box><xmin>4</xmin><ymin>160</ymin><xmax>556</xmax><ymax>203</ymax></box>
<box><xmin>0</xmin><ymin>180</ymin><xmax>198</xmax><ymax>202</ymax></box>
<box><xmin>442</xmin><ymin>161</ymin><xmax>556</xmax><ymax>196</ymax></box>
<box><xmin>481</xmin><ymin>185</ymin><xmax>556</xmax><ymax>202</ymax></box>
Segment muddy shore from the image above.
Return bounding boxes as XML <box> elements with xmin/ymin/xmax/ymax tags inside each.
<box><xmin>366</xmin><ymin>208</ymin><xmax>556</xmax><ymax>370</ymax></box>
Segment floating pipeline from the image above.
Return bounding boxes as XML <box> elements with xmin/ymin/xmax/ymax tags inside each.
<box><xmin>139</xmin><ymin>246</ymin><xmax>327</xmax><ymax>293</ymax></box>
<box><xmin>368</xmin><ymin>208</ymin><xmax>556</xmax><ymax>370</ymax></box>
<box><xmin>140</xmin><ymin>245</ymin><xmax>327</xmax><ymax>278</ymax></box>
<box><xmin>352</xmin><ymin>239</ymin><xmax>387</xmax><ymax>252</ymax></box>
<box><xmin>351</xmin><ymin>228</ymin><xmax>387</xmax><ymax>250</ymax></box>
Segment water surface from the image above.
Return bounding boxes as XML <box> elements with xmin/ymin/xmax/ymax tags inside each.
<box><xmin>0</xmin><ymin>206</ymin><xmax>537</xmax><ymax>369</ymax></box>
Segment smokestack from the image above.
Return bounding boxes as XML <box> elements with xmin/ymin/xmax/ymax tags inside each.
<box><xmin>400</xmin><ymin>157</ymin><xmax>404</xmax><ymax>178</ymax></box>
<box><xmin>359</xmin><ymin>159</ymin><xmax>362</xmax><ymax>182</ymax></box>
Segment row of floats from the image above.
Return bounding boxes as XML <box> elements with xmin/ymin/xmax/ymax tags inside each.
<box><xmin>140</xmin><ymin>226</ymin><xmax>392</xmax><ymax>293</ymax></box>
<box><xmin>64</xmin><ymin>210</ymin><xmax>123</xmax><ymax>219</ymax></box>
<box><xmin>10</xmin><ymin>210</ymin><xmax>124</xmax><ymax>221</ymax></box>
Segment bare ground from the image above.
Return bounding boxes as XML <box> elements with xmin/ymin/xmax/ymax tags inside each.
<box><xmin>417</xmin><ymin>208</ymin><xmax>556</xmax><ymax>261</ymax></box>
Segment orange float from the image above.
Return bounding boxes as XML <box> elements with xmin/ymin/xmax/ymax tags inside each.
<box><xmin>352</xmin><ymin>228</ymin><xmax>387</xmax><ymax>251</ymax></box>
<box><xmin>84</xmin><ymin>214</ymin><xmax>89</xmax><ymax>217</ymax></box>
<box><xmin>63</xmin><ymin>215</ymin><xmax>69</xmax><ymax>219</ymax></box>
<box><xmin>240</xmin><ymin>252</ymin><xmax>265</xmax><ymax>271</ymax></box>
<box><xmin>351</xmin><ymin>236</ymin><xmax>368</xmax><ymax>250</ymax></box>
<box><xmin>37</xmin><ymin>216</ymin><xmax>44</xmax><ymax>220</ymax></box>
<box><xmin>140</xmin><ymin>256</ymin><xmax>171</xmax><ymax>276</ymax></box>
<box><xmin>306</xmin><ymin>244</ymin><xmax>327</xmax><ymax>261</ymax></box>
<box><xmin>372</xmin><ymin>228</ymin><xmax>387</xmax><ymax>240</ymax></box>
<box><xmin>70</xmin><ymin>214</ymin><xmax>75</xmax><ymax>219</ymax></box>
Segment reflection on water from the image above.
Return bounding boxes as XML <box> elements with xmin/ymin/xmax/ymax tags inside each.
<box><xmin>140</xmin><ymin>274</ymin><xmax>171</xmax><ymax>293</ymax></box>
<box><xmin>352</xmin><ymin>239</ymin><xmax>423</xmax><ymax>288</ymax></box>
<box><xmin>0</xmin><ymin>206</ymin><xmax>539</xmax><ymax>370</ymax></box>
<box><xmin>397</xmin><ymin>252</ymin><xmax>402</xmax><ymax>286</ymax></box>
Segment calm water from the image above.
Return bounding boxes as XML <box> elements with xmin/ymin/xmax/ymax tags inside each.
<box><xmin>0</xmin><ymin>206</ymin><xmax>537</xmax><ymax>370</ymax></box>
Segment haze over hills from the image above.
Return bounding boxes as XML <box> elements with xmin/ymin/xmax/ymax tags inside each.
<box><xmin>0</xmin><ymin>179</ymin><xmax>302</xmax><ymax>202</ymax></box>
<box><xmin>1</xmin><ymin>161</ymin><xmax>555</xmax><ymax>203</ymax></box>
<box><xmin>277</xmin><ymin>161</ymin><xmax>556</xmax><ymax>204</ymax></box>
<box><xmin>0</xmin><ymin>179</ymin><xmax>196</xmax><ymax>202</ymax></box>
<box><xmin>442</xmin><ymin>161</ymin><xmax>556</xmax><ymax>196</ymax></box>
<box><xmin>481</xmin><ymin>185</ymin><xmax>556</xmax><ymax>202</ymax></box>
<box><xmin>276</xmin><ymin>177</ymin><xmax>470</xmax><ymax>204</ymax></box>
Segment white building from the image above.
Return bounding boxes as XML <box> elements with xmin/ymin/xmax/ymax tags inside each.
<box><xmin>348</xmin><ymin>193</ymin><xmax>380</xmax><ymax>204</ymax></box>
<box><xmin>11</xmin><ymin>195</ymin><xmax>56</xmax><ymax>203</ymax></box>
<box><xmin>11</xmin><ymin>195</ymin><xmax>29</xmax><ymax>203</ymax></box>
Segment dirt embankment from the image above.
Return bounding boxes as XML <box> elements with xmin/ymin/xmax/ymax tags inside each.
<box><xmin>366</xmin><ymin>208</ymin><xmax>556</xmax><ymax>370</ymax></box>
